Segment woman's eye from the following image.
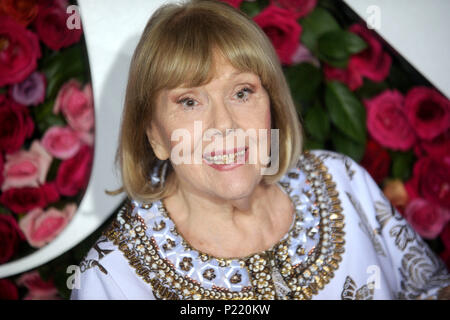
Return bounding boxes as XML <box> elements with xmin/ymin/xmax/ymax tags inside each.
<box><xmin>235</xmin><ymin>87</ymin><xmax>253</xmax><ymax>102</ymax></box>
<box><xmin>177</xmin><ymin>97</ymin><xmax>197</xmax><ymax>109</ymax></box>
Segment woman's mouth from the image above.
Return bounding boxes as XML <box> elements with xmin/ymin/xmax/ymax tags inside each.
<box><xmin>203</xmin><ymin>147</ymin><xmax>249</xmax><ymax>170</ymax></box>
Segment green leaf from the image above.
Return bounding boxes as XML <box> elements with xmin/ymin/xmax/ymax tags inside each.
<box><xmin>303</xmin><ymin>138</ymin><xmax>325</xmax><ymax>151</ymax></box>
<box><xmin>304</xmin><ymin>101</ymin><xmax>330</xmax><ymax>141</ymax></box>
<box><xmin>299</xmin><ymin>7</ymin><xmax>341</xmax><ymax>53</ymax></box>
<box><xmin>239</xmin><ymin>0</ymin><xmax>269</xmax><ymax>18</ymax></box>
<box><xmin>325</xmin><ymin>81</ymin><xmax>366</xmax><ymax>144</ymax></box>
<box><xmin>41</xmin><ymin>45</ymin><xmax>85</xmax><ymax>99</ymax></box>
<box><xmin>317</xmin><ymin>30</ymin><xmax>366</xmax><ymax>67</ymax></box>
<box><xmin>355</xmin><ymin>79</ymin><xmax>389</xmax><ymax>100</ymax></box>
<box><xmin>331</xmin><ymin>129</ymin><xmax>365</xmax><ymax>162</ymax></box>
<box><xmin>284</xmin><ymin>63</ymin><xmax>322</xmax><ymax>105</ymax></box>
<box><xmin>33</xmin><ymin>99</ymin><xmax>66</xmax><ymax>133</ymax></box>
<box><xmin>390</xmin><ymin>151</ymin><xmax>415</xmax><ymax>181</ymax></box>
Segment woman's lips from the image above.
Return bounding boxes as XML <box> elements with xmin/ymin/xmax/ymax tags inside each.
<box><xmin>203</xmin><ymin>147</ymin><xmax>249</xmax><ymax>171</ymax></box>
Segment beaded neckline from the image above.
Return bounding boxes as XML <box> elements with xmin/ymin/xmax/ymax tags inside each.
<box><xmin>156</xmin><ymin>180</ymin><xmax>297</xmax><ymax>263</ymax></box>
<box><xmin>103</xmin><ymin>151</ymin><xmax>346</xmax><ymax>300</ymax></box>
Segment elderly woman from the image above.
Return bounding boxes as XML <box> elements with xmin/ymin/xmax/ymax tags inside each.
<box><xmin>71</xmin><ymin>0</ymin><xmax>450</xmax><ymax>300</ymax></box>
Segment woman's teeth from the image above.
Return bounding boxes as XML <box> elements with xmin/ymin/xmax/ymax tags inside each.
<box><xmin>205</xmin><ymin>150</ymin><xmax>245</xmax><ymax>164</ymax></box>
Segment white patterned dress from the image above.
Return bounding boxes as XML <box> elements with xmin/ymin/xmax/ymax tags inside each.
<box><xmin>70</xmin><ymin>150</ymin><xmax>450</xmax><ymax>300</ymax></box>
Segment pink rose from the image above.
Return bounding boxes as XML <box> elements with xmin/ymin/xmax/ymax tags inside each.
<box><xmin>0</xmin><ymin>279</ymin><xmax>19</xmax><ymax>300</ymax></box>
<box><xmin>56</xmin><ymin>145</ymin><xmax>93</xmax><ymax>196</ymax></box>
<box><xmin>404</xmin><ymin>198</ymin><xmax>449</xmax><ymax>239</ymax></box>
<box><xmin>365</xmin><ymin>90</ymin><xmax>416</xmax><ymax>150</ymax></box>
<box><xmin>34</xmin><ymin>0</ymin><xmax>82</xmax><ymax>51</ymax></box>
<box><xmin>0</xmin><ymin>183</ymin><xmax>60</xmax><ymax>214</ymax></box>
<box><xmin>2</xmin><ymin>140</ymin><xmax>52</xmax><ymax>191</ymax></box>
<box><xmin>405</xmin><ymin>87</ymin><xmax>450</xmax><ymax>140</ymax></box>
<box><xmin>254</xmin><ymin>5</ymin><xmax>302</xmax><ymax>65</ymax></box>
<box><xmin>16</xmin><ymin>270</ymin><xmax>60</xmax><ymax>300</ymax></box>
<box><xmin>53</xmin><ymin>80</ymin><xmax>94</xmax><ymax>132</ymax></box>
<box><xmin>0</xmin><ymin>214</ymin><xmax>25</xmax><ymax>264</ymax></box>
<box><xmin>0</xmin><ymin>98</ymin><xmax>35</xmax><ymax>154</ymax></box>
<box><xmin>41</xmin><ymin>126</ymin><xmax>81</xmax><ymax>160</ymax></box>
<box><xmin>324</xmin><ymin>24</ymin><xmax>391</xmax><ymax>91</ymax></box>
<box><xmin>405</xmin><ymin>156</ymin><xmax>450</xmax><ymax>209</ymax></box>
<box><xmin>19</xmin><ymin>203</ymin><xmax>76</xmax><ymax>248</ymax></box>
<box><xmin>271</xmin><ymin>0</ymin><xmax>317</xmax><ymax>19</ymax></box>
<box><xmin>0</xmin><ymin>15</ymin><xmax>41</xmax><ymax>86</ymax></box>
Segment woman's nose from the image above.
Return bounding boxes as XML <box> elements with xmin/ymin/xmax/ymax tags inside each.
<box><xmin>211</xmin><ymin>98</ymin><xmax>235</xmax><ymax>134</ymax></box>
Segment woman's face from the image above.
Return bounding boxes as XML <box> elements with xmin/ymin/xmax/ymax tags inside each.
<box><xmin>148</xmin><ymin>52</ymin><xmax>272</xmax><ymax>201</ymax></box>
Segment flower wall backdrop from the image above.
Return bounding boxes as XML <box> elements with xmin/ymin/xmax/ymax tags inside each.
<box><xmin>0</xmin><ymin>0</ymin><xmax>94</xmax><ymax>299</ymax></box>
<box><xmin>0</xmin><ymin>0</ymin><xmax>449</xmax><ymax>299</ymax></box>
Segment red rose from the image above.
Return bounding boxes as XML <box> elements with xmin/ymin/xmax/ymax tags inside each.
<box><xmin>323</xmin><ymin>63</ymin><xmax>363</xmax><ymax>91</ymax></box>
<box><xmin>34</xmin><ymin>0</ymin><xmax>82</xmax><ymax>51</ymax></box>
<box><xmin>404</xmin><ymin>198</ymin><xmax>449</xmax><ymax>239</ymax></box>
<box><xmin>414</xmin><ymin>128</ymin><xmax>450</xmax><ymax>159</ymax></box>
<box><xmin>348</xmin><ymin>24</ymin><xmax>391</xmax><ymax>82</ymax></box>
<box><xmin>360</xmin><ymin>139</ymin><xmax>391</xmax><ymax>184</ymax></box>
<box><xmin>365</xmin><ymin>90</ymin><xmax>416</xmax><ymax>150</ymax></box>
<box><xmin>405</xmin><ymin>87</ymin><xmax>450</xmax><ymax>141</ymax></box>
<box><xmin>405</xmin><ymin>156</ymin><xmax>450</xmax><ymax>209</ymax></box>
<box><xmin>0</xmin><ymin>14</ymin><xmax>41</xmax><ymax>86</ymax></box>
<box><xmin>1</xmin><ymin>0</ymin><xmax>39</xmax><ymax>26</ymax></box>
<box><xmin>0</xmin><ymin>183</ymin><xmax>60</xmax><ymax>214</ymax></box>
<box><xmin>0</xmin><ymin>214</ymin><xmax>25</xmax><ymax>264</ymax></box>
<box><xmin>254</xmin><ymin>5</ymin><xmax>302</xmax><ymax>65</ymax></box>
<box><xmin>0</xmin><ymin>99</ymin><xmax>35</xmax><ymax>154</ymax></box>
<box><xmin>324</xmin><ymin>24</ymin><xmax>391</xmax><ymax>91</ymax></box>
<box><xmin>16</xmin><ymin>270</ymin><xmax>61</xmax><ymax>300</ymax></box>
<box><xmin>271</xmin><ymin>0</ymin><xmax>317</xmax><ymax>19</ymax></box>
<box><xmin>0</xmin><ymin>278</ymin><xmax>19</xmax><ymax>300</ymax></box>
<box><xmin>56</xmin><ymin>145</ymin><xmax>93</xmax><ymax>196</ymax></box>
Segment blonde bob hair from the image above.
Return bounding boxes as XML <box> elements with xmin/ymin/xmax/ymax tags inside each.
<box><xmin>116</xmin><ymin>0</ymin><xmax>303</xmax><ymax>202</ymax></box>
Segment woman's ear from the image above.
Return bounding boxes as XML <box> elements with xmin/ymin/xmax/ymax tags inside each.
<box><xmin>146</xmin><ymin>125</ymin><xmax>170</xmax><ymax>161</ymax></box>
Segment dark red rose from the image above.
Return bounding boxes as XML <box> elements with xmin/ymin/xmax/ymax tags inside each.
<box><xmin>364</xmin><ymin>90</ymin><xmax>416</xmax><ymax>151</ymax></box>
<box><xmin>271</xmin><ymin>0</ymin><xmax>317</xmax><ymax>19</ymax></box>
<box><xmin>405</xmin><ymin>87</ymin><xmax>450</xmax><ymax>141</ymax></box>
<box><xmin>0</xmin><ymin>183</ymin><xmax>59</xmax><ymax>214</ymax></box>
<box><xmin>405</xmin><ymin>156</ymin><xmax>450</xmax><ymax>209</ymax></box>
<box><xmin>414</xmin><ymin>129</ymin><xmax>450</xmax><ymax>159</ymax></box>
<box><xmin>253</xmin><ymin>5</ymin><xmax>302</xmax><ymax>65</ymax></box>
<box><xmin>56</xmin><ymin>145</ymin><xmax>93</xmax><ymax>196</ymax></box>
<box><xmin>360</xmin><ymin>139</ymin><xmax>391</xmax><ymax>184</ymax></box>
<box><xmin>0</xmin><ymin>14</ymin><xmax>41</xmax><ymax>86</ymax></box>
<box><xmin>323</xmin><ymin>63</ymin><xmax>363</xmax><ymax>91</ymax></box>
<box><xmin>0</xmin><ymin>99</ymin><xmax>35</xmax><ymax>154</ymax></box>
<box><xmin>34</xmin><ymin>0</ymin><xmax>82</xmax><ymax>51</ymax></box>
<box><xmin>348</xmin><ymin>24</ymin><xmax>391</xmax><ymax>82</ymax></box>
<box><xmin>325</xmin><ymin>24</ymin><xmax>391</xmax><ymax>91</ymax></box>
<box><xmin>0</xmin><ymin>214</ymin><xmax>25</xmax><ymax>264</ymax></box>
<box><xmin>0</xmin><ymin>0</ymin><xmax>39</xmax><ymax>26</ymax></box>
<box><xmin>0</xmin><ymin>278</ymin><xmax>19</xmax><ymax>300</ymax></box>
